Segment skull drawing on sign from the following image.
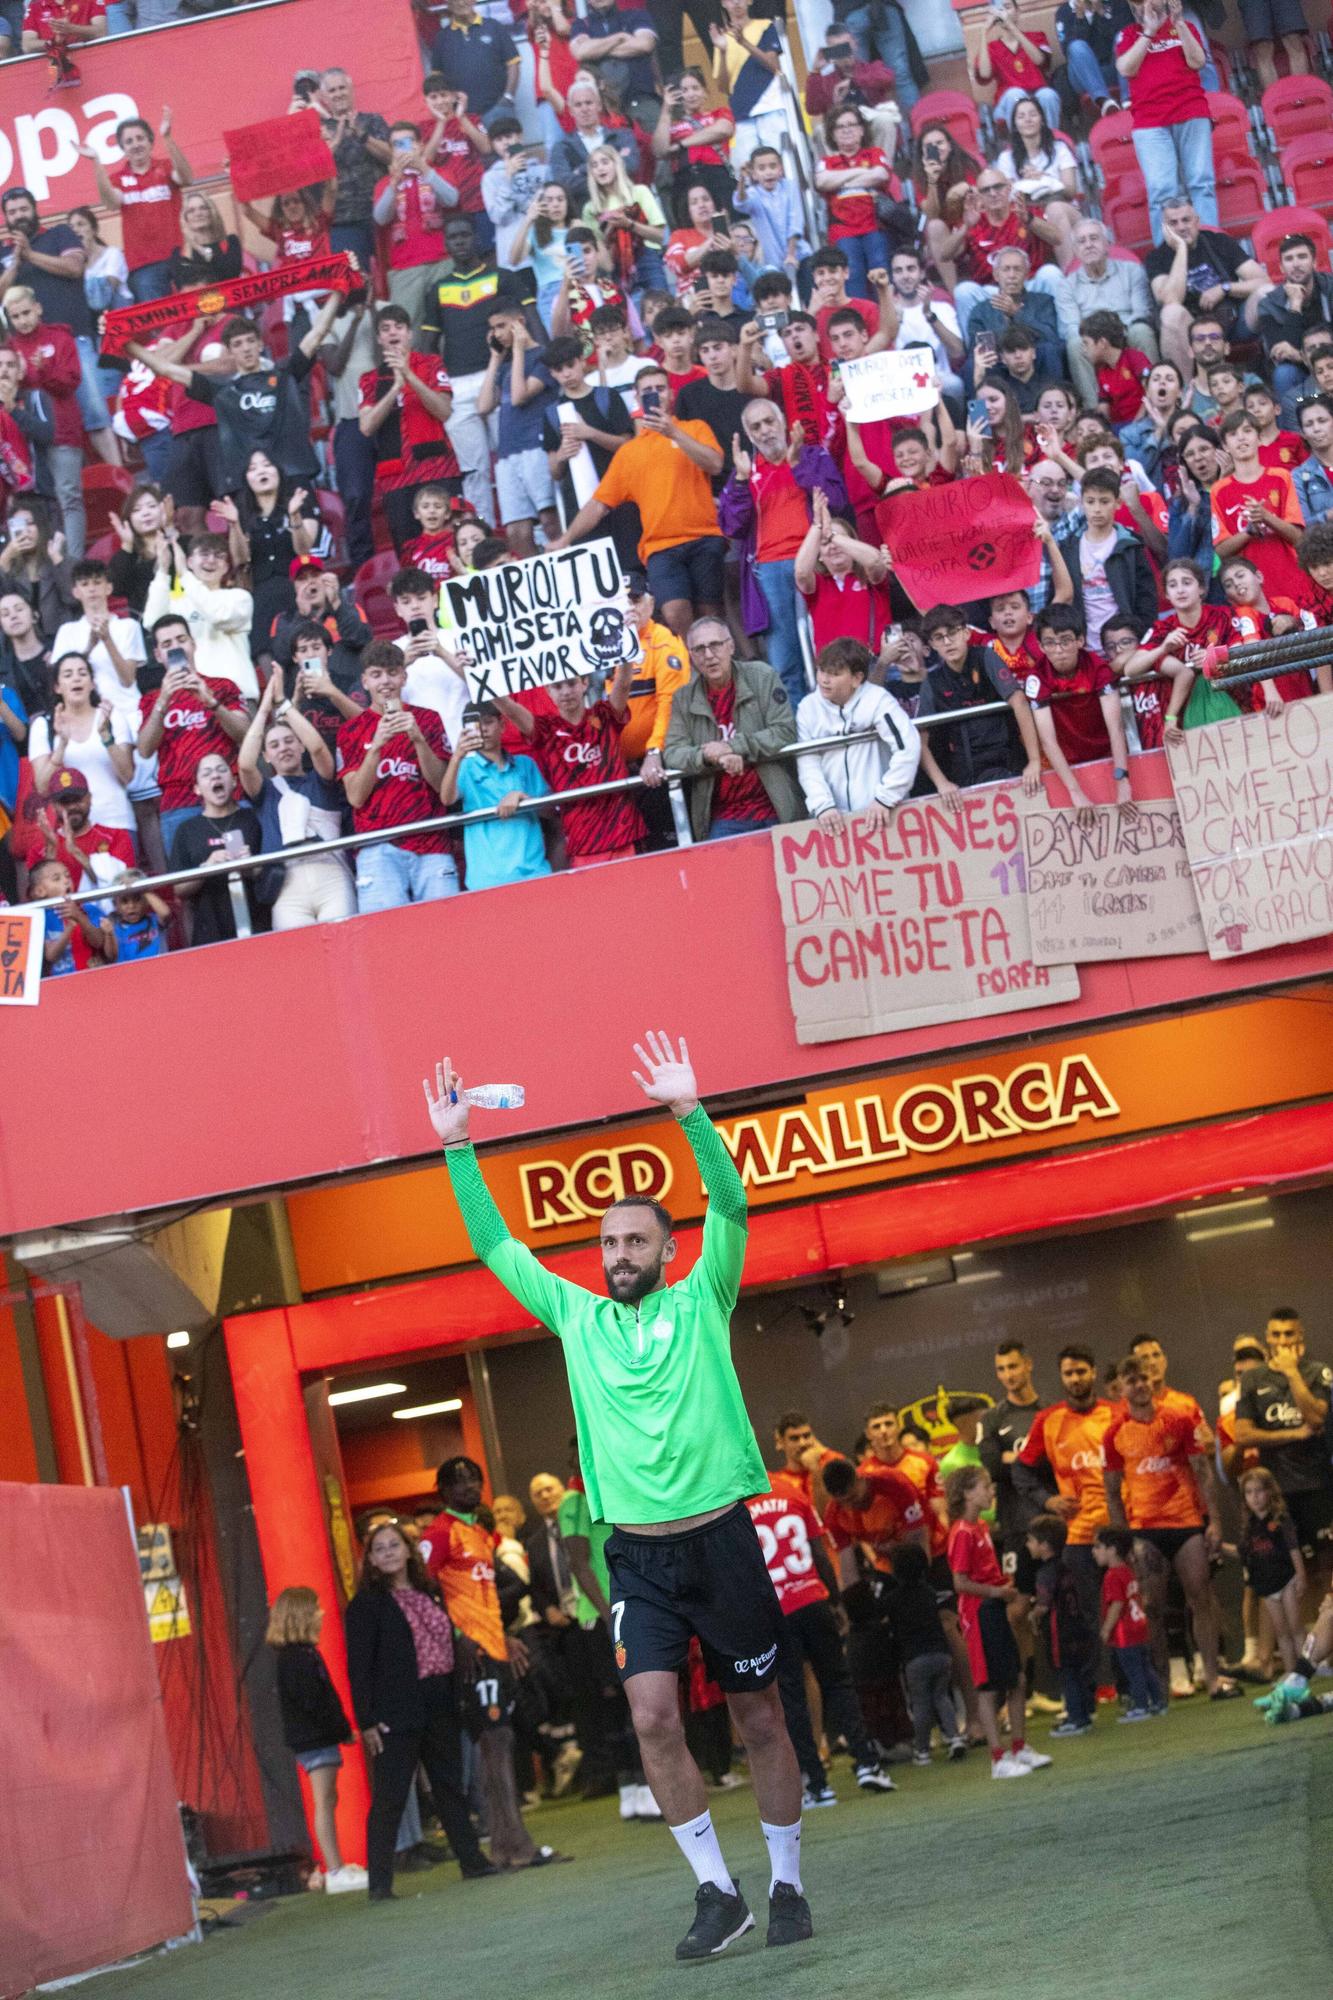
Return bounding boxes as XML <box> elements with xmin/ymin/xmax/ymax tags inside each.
<box><xmin>580</xmin><ymin>605</ymin><xmax>638</xmax><ymax>674</ymax></box>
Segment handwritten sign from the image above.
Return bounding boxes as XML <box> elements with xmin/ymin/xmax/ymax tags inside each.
<box><xmin>223</xmin><ymin>109</ymin><xmax>337</xmax><ymax>205</ymax></box>
<box><xmin>770</xmin><ymin>788</ymin><xmax>1079</xmax><ymax>1044</ymax></box>
<box><xmin>839</xmin><ymin>349</ymin><xmax>939</xmax><ymax>424</ymax></box>
<box><xmin>442</xmin><ymin>539</ymin><xmax>630</xmax><ymax>702</ymax></box>
<box><xmin>1167</xmin><ymin>693</ymin><xmax>1333</xmax><ymax>959</ymax></box>
<box><xmin>875</xmin><ymin>472</ymin><xmax>1040</xmax><ymax>610</ymax></box>
<box><xmin>0</xmin><ymin>910</ymin><xmax>41</xmax><ymax>1005</ymax></box>
<box><xmin>1021</xmin><ymin>801</ymin><xmax>1207</xmax><ymax>964</ymax></box>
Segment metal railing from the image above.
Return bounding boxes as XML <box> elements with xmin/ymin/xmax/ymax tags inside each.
<box><xmin>21</xmin><ymin>703</ymin><xmax>1024</xmax><ymax>933</ymax></box>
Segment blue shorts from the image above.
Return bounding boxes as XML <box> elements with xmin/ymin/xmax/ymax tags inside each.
<box><xmin>295</xmin><ymin>1744</ymin><xmax>344</xmax><ymax>1773</ymax></box>
<box><xmin>645</xmin><ymin>534</ymin><xmax>727</xmax><ymax>610</ymax></box>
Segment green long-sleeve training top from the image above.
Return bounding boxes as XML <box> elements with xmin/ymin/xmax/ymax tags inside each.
<box><xmin>445</xmin><ymin>1106</ymin><xmax>769</xmax><ymax>1526</ymax></box>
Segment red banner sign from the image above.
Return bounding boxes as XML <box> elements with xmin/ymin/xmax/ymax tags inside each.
<box><xmin>99</xmin><ymin>250</ymin><xmax>363</xmax><ymax>355</ymax></box>
<box><xmin>222</xmin><ymin>108</ymin><xmax>336</xmax><ymax>204</ymax></box>
<box><xmin>875</xmin><ymin>472</ymin><xmax>1042</xmax><ymax>610</ymax></box>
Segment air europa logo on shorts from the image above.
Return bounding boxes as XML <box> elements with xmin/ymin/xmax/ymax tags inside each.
<box><xmin>731</xmin><ymin>1644</ymin><xmax>778</xmax><ymax>1676</ymax></box>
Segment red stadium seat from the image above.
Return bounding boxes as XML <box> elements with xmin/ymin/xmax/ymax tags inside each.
<box><xmin>1088</xmin><ymin>110</ymin><xmax>1137</xmax><ymax>185</ymax></box>
<box><xmin>1103</xmin><ymin>185</ymin><xmax>1153</xmax><ymax>257</ymax></box>
<box><xmin>1213</xmin><ymin>159</ymin><xmax>1268</xmax><ymax>234</ymax></box>
<box><xmin>80</xmin><ymin>463</ymin><xmax>134</xmax><ymax>542</ymax></box>
<box><xmin>909</xmin><ymin>90</ymin><xmax>982</xmax><ymax>157</ymax></box>
<box><xmin>1280</xmin><ymin>131</ymin><xmax>1333</xmax><ymax>217</ymax></box>
<box><xmin>1207</xmin><ymin>91</ymin><xmax>1255</xmax><ymax>163</ymax></box>
<box><xmin>1251</xmin><ymin>205</ymin><xmax>1332</xmax><ymax>278</ymax></box>
<box><xmin>314</xmin><ymin>487</ymin><xmax>347</xmax><ymax>567</ymax></box>
<box><xmin>353</xmin><ymin>550</ymin><xmax>401</xmax><ymax>637</ymax></box>
<box><xmin>1262</xmin><ymin>74</ymin><xmax>1333</xmax><ymax>149</ymax></box>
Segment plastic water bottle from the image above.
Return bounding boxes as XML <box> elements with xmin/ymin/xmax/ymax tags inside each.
<box><xmin>460</xmin><ymin>1084</ymin><xmax>526</xmax><ymax>1109</ymax></box>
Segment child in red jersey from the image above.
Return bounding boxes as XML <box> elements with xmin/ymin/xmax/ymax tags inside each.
<box><xmin>946</xmin><ymin>1465</ymin><xmax>1051</xmax><ymax>1780</ymax></box>
<box><xmin>1094</xmin><ymin>1525</ymin><xmax>1166</xmax><ymax>1721</ymax></box>
<box><xmin>497</xmin><ymin>659</ymin><xmax>642</xmax><ymax>866</ymax></box>
<box><xmin>1123</xmin><ymin>556</ymin><xmax>1233</xmax><ymax>734</ymax></box>
<box><xmin>1243</xmin><ymin>382</ymin><xmax>1308</xmax><ymax>474</ymax></box>
<box><xmin>1218</xmin><ymin>552</ymin><xmax>1330</xmax><ymax>708</ymax></box>
<box><xmin>401</xmin><ymin>483</ymin><xmax>471</xmax><ymax>587</ymax></box>
<box><xmin>1028</xmin><ymin>603</ymin><xmax>1135</xmax><ymax>813</ymax></box>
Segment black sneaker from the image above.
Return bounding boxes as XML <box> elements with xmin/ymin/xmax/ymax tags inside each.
<box><xmin>675</xmin><ymin>1881</ymin><xmax>755</xmax><ymax>1960</ymax></box>
<box><xmin>767</xmin><ymin>1882</ymin><xmax>813</xmax><ymax>1948</ymax></box>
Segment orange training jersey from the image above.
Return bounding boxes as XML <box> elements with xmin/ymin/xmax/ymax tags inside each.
<box><xmin>770</xmin><ymin>1445</ymin><xmax>840</xmax><ymax>1509</ymax></box>
<box><xmin>859</xmin><ymin>1447</ymin><xmax>947</xmax><ymax>1556</ymax></box>
<box><xmin>1103</xmin><ymin>1405</ymin><xmax>1208</xmax><ymax>1530</ymax></box>
<box><xmin>1158</xmin><ymin>1386</ymin><xmax>1213</xmax><ymax>1444</ymax></box>
<box><xmin>421</xmin><ymin>1510</ymin><xmax>506</xmax><ymax>1656</ymax></box>
<box><xmin>823</xmin><ymin>1463</ymin><xmax>926</xmax><ymax>1572</ymax></box>
<box><xmin>1017</xmin><ymin>1400</ymin><xmax>1116</xmax><ymax>1545</ymax></box>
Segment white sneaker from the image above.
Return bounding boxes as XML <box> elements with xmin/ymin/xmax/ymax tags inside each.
<box><xmin>634</xmin><ymin>1783</ymin><xmax>662</xmax><ymax>1819</ymax></box>
<box><xmin>325</xmin><ymin>1864</ymin><xmax>368</xmax><ymax>1894</ymax></box>
<box><xmin>619</xmin><ymin>1783</ymin><xmax>639</xmax><ymax>1820</ymax></box>
<box><xmin>1010</xmin><ymin>1746</ymin><xmax>1052</xmax><ymax>1770</ymax></box>
<box><xmin>801</xmin><ymin>1783</ymin><xmax>837</xmax><ymax>1808</ymax></box>
<box><xmin>855</xmin><ymin>1763</ymin><xmax>897</xmax><ymax>1792</ymax></box>
<box><xmin>991</xmin><ymin>1755</ymin><xmax>1030</xmax><ymax>1780</ymax></box>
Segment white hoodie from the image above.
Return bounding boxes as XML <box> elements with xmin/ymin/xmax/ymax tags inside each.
<box><xmin>795</xmin><ymin>681</ymin><xmax>920</xmax><ymax>818</ymax></box>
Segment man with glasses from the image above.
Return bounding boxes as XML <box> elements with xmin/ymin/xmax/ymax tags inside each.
<box><xmin>1257</xmin><ymin>233</ymin><xmax>1333</xmax><ymax>428</ymax></box>
<box><xmin>662</xmin><ymin>619</ymin><xmax>803</xmax><ymax>841</ymax></box>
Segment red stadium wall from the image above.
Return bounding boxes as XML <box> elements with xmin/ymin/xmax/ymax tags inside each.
<box><xmin>5</xmin><ymin>753</ymin><xmax>1333</xmax><ymax>1241</ymax></box>
<box><xmin>0</xmin><ymin>0</ymin><xmax>425</xmax><ymax>213</ymax></box>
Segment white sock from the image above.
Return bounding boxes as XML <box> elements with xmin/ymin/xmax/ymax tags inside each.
<box><xmin>669</xmin><ymin>1810</ymin><xmax>734</xmax><ymax>1893</ymax></box>
<box><xmin>760</xmin><ymin>1818</ymin><xmax>802</xmax><ymax>1895</ymax></box>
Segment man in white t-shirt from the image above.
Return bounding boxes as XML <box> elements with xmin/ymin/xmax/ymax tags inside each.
<box><xmin>888</xmin><ymin>248</ymin><xmax>965</xmax><ymax>402</ymax></box>
<box><xmin>390</xmin><ymin>566</ymin><xmax>469</xmax><ymax>744</ymax></box>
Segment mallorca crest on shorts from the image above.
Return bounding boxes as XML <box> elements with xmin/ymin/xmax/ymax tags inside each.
<box><xmin>614</xmin><ymin>1641</ymin><xmax>627</xmax><ymax>1670</ymax></box>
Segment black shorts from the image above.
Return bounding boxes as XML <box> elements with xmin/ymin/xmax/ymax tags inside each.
<box><xmin>975</xmin><ymin>1596</ymin><xmax>1022</xmax><ymax>1697</ymax></box>
<box><xmin>605</xmin><ymin>1504</ymin><xmax>784</xmax><ymax>1693</ymax></box>
<box><xmin>460</xmin><ymin>1651</ymin><xmax>517</xmax><ymax>1736</ymax></box>
<box><xmin>1286</xmin><ymin>1486</ymin><xmax>1333</xmax><ymax>1554</ymax></box>
<box><xmin>1001</xmin><ymin>1534</ymin><xmax>1039</xmax><ymax>1598</ymax></box>
<box><xmin>645</xmin><ymin>533</ymin><xmax>727</xmax><ymax>611</ymax></box>
<box><xmin>165</xmin><ymin>426</ymin><xmax>225</xmax><ymax>510</ymax></box>
<box><xmin>1135</xmin><ymin>1525</ymin><xmax>1204</xmax><ymax>1562</ymax></box>
<box><xmin>928</xmin><ymin>1552</ymin><xmax>959</xmax><ymax>1611</ymax></box>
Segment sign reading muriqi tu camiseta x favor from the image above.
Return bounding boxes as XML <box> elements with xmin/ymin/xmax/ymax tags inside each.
<box><xmin>444</xmin><ymin>538</ymin><xmax>630</xmax><ymax>703</ymax></box>
<box><xmin>1167</xmin><ymin>691</ymin><xmax>1333</xmax><ymax>959</ymax></box>
<box><xmin>770</xmin><ymin>785</ymin><xmax>1079</xmax><ymax>1044</ymax></box>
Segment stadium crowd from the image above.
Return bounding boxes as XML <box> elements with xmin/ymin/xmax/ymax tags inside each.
<box><xmin>266</xmin><ymin>1308</ymin><xmax>1333</xmax><ymax>1896</ymax></box>
<box><xmin>5</xmin><ymin>0</ymin><xmax>1333</xmax><ymax>967</ymax></box>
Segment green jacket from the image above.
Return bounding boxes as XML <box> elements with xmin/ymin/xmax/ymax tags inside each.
<box><xmin>662</xmin><ymin>657</ymin><xmax>804</xmax><ymax>841</ymax></box>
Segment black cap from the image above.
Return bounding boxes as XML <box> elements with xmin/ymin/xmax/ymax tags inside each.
<box><xmin>625</xmin><ymin>569</ymin><xmax>650</xmax><ymax>598</ymax></box>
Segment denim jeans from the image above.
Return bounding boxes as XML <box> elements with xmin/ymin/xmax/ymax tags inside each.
<box><xmin>842</xmin><ymin>2</ymin><xmax>919</xmax><ymax>110</ymax></box>
<box><xmin>1063</xmin><ymin>36</ymin><xmax>1119</xmax><ymax>101</ymax></box>
<box><xmin>1132</xmin><ymin>120</ymin><xmax>1219</xmax><ymax>244</ymax></box>
<box><xmin>446</xmin><ymin>369</ymin><xmax>499</xmax><ymax>524</ymax></box>
<box><xmin>354</xmin><ymin>841</ymin><xmax>459</xmax><ymax>913</ymax></box>
<box><xmin>331</xmin><ymin>221</ymin><xmax>376</xmax><ymax>277</ymax></box>
<box><xmin>1115</xmin><ymin>1643</ymin><xmax>1165</xmax><ymax>1711</ymax></box>
<box><xmin>755</xmin><ymin>556</ymin><xmax>807</xmax><ymax>707</ymax></box>
<box><xmin>48</xmin><ymin>444</ymin><xmax>86</xmax><ymax>559</ymax></box>
<box><xmin>1060</xmin><ymin>1661</ymin><xmax>1096</xmax><ymax>1728</ymax></box>
<box><xmin>74</xmin><ymin>335</ymin><xmax>111</xmax><ymax>435</ymax></box>
<box><xmin>138</xmin><ymin>430</ymin><xmax>175</xmax><ymax>488</ymax></box>
<box><xmin>706</xmin><ymin>816</ymin><xmax>773</xmax><ymax>839</ymax></box>
<box><xmin>840</xmin><ymin>229</ymin><xmax>891</xmax><ymax>302</ymax></box>
<box><xmin>159</xmin><ymin>804</ymin><xmax>198</xmax><ymax>858</ymax></box>
<box><xmin>996</xmin><ymin>84</ymin><xmax>1062</xmax><ymax>129</ymax></box>
<box><xmin>128</xmin><ymin>260</ymin><xmax>174</xmax><ymax>305</ymax></box>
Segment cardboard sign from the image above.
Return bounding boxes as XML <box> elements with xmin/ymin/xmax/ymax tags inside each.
<box><xmin>1168</xmin><ymin>693</ymin><xmax>1333</xmax><ymax>959</ymax></box>
<box><xmin>1022</xmin><ymin>801</ymin><xmax>1207</xmax><ymax>964</ymax></box>
<box><xmin>770</xmin><ymin>788</ymin><xmax>1079</xmax><ymax>1044</ymax></box>
<box><xmin>223</xmin><ymin>109</ymin><xmax>337</xmax><ymax>205</ymax></box>
<box><xmin>0</xmin><ymin>910</ymin><xmax>42</xmax><ymax>1005</ymax></box>
<box><xmin>839</xmin><ymin>348</ymin><xmax>939</xmax><ymax>424</ymax></box>
<box><xmin>443</xmin><ymin>539</ymin><xmax>631</xmax><ymax>702</ymax></box>
<box><xmin>875</xmin><ymin>472</ymin><xmax>1041</xmax><ymax>610</ymax></box>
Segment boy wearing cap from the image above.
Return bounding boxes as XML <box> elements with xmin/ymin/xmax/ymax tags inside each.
<box><xmin>440</xmin><ymin>699</ymin><xmax>552</xmax><ymax>890</ymax></box>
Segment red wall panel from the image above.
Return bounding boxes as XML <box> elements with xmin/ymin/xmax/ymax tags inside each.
<box><xmin>5</xmin><ymin>753</ymin><xmax>1332</xmax><ymax>1241</ymax></box>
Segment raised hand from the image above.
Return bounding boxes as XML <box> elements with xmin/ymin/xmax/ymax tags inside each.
<box><xmin>630</xmin><ymin>1031</ymin><xmax>698</xmax><ymax>1118</ymax></box>
<box><xmin>731</xmin><ymin>431</ymin><xmax>753</xmax><ymax>482</ymax></box>
<box><xmin>423</xmin><ymin>1056</ymin><xmax>472</xmax><ymax>1147</ymax></box>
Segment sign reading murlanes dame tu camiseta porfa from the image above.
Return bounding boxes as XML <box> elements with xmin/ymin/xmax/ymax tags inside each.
<box><xmin>770</xmin><ymin>785</ymin><xmax>1080</xmax><ymax>1044</ymax></box>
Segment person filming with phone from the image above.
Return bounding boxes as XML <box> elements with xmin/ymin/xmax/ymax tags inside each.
<box><xmin>136</xmin><ymin>612</ymin><xmax>249</xmax><ymax>854</ymax></box>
